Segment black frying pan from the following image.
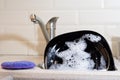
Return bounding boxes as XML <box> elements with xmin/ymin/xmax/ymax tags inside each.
<box><xmin>44</xmin><ymin>30</ymin><xmax>116</xmax><ymax>71</ymax></box>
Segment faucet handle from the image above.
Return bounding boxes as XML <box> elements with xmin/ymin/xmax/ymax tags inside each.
<box><xmin>30</xmin><ymin>14</ymin><xmax>37</xmax><ymax>23</ymax></box>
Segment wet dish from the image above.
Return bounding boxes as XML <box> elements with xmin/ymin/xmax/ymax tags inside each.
<box><xmin>44</xmin><ymin>30</ymin><xmax>116</xmax><ymax>71</ymax></box>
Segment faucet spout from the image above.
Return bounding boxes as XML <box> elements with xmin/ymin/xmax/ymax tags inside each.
<box><xmin>46</xmin><ymin>17</ymin><xmax>59</xmax><ymax>39</ymax></box>
<box><xmin>30</xmin><ymin>14</ymin><xmax>50</xmax><ymax>42</ymax></box>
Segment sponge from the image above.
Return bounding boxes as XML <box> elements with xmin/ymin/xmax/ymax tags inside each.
<box><xmin>1</xmin><ymin>61</ymin><xmax>36</xmax><ymax>70</ymax></box>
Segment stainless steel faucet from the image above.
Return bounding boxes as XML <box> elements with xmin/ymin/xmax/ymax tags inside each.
<box><xmin>46</xmin><ymin>17</ymin><xmax>59</xmax><ymax>40</ymax></box>
<box><xmin>30</xmin><ymin>14</ymin><xmax>59</xmax><ymax>42</ymax></box>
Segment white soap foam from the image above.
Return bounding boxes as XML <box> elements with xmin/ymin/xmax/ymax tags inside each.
<box><xmin>49</xmin><ymin>34</ymin><xmax>106</xmax><ymax>70</ymax></box>
<box><xmin>83</xmin><ymin>34</ymin><xmax>101</xmax><ymax>42</ymax></box>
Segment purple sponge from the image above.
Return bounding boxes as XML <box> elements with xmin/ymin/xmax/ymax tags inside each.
<box><xmin>1</xmin><ymin>61</ymin><xmax>36</xmax><ymax>70</ymax></box>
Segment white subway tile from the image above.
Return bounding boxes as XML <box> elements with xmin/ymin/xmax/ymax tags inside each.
<box><xmin>0</xmin><ymin>26</ymin><xmax>5</xmax><ymax>34</ymax></box>
<box><xmin>0</xmin><ymin>41</ymin><xmax>28</xmax><ymax>55</ymax></box>
<box><xmin>105</xmin><ymin>25</ymin><xmax>120</xmax><ymax>38</ymax></box>
<box><xmin>34</xmin><ymin>25</ymin><xmax>48</xmax><ymax>42</ymax></box>
<box><xmin>0</xmin><ymin>0</ymin><xmax>4</xmax><ymax>10</ymax></box>
<box><xmin>105</xmin><ymin>0</ymin><xmax>120</xmax><ymax>8</ymax></box>
<box><xmin>0</xmin><ymin>25</ymin><xmax>36</xmax><ymax>42</ymax></box>
<box><xmin>5</xmin><ymin>0</ymin><xmax>53</xmax><ymax>10</ymax></box>
<box><xmin>56</xmin><ymin>25</ymin><xmax>79</xmax><ymax>35</ymax></box>
<box><xmin>78</xmin><ymin>25</ymin><xmax>105</xmax><ymax>36</ymax></box>
<box><xmin>28</xmin><ymin>41</ymin><xmax>46</xmax><ymax>56</ymax></box>
<box><xmin>0</xmin><ymin>11</ymin><xmax>31</xmax><ymax>25</ymax></box>
<box><xmin>55</xmin><ymin>0</ymin><xmax>102</xmax><ymax>10</ymax></box>
<box><xmin>28</xmin><ymin>48</ymin><xmax>39</xmax><ymax>56</ymax></box>
<box><xmin>29</xmin><ymin>11</ymin><xmax>78</xmax><ymax>25</ymax></box>
<box><xmin>56</xmin><ymin>25</ymin><xmax>105</xmax><ymax>37</ymax></box>
<box><xmin>79</xmin><ymin>10</ymin><xmax>120</xmax><ymax>24</ymax></box>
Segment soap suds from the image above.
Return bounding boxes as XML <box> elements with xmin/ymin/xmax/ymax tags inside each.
<box><xmin>48</xmin><ymin>34</ymin><xmax>106</xmax><ymax>70</ymax></box>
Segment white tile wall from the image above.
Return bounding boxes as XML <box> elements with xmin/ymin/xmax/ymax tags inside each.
<box><xmin>0</xmin><ymin>0</ymin><xmax>120</xmax><ymax>56</ymax></box>
<box><xmin>0</xmin><ymin>0</ymin><xmax>4</xmax><ymax>10</ymax></box>
<box><xmin>55</xmin><ymin>0</ymin><xmax>102</xmax><ymax>10</ymax></box>
<box><xmin>0</xmin><ymin>11</ymin><xmax>30</xmax><ymax>25</ymax></box>
<box><xmin>56</xmin><ymin>25</ymin><xmax>79</xmax><ymax>35</ymax></box>
<box><xmin>56</xmin><ymin>25</ymin><xmax>105</xmax><ymax>36</ymax></box>
<box><xmin>79</xmin><ymin>10</ymin><xmax>120</xmax><ymax>24</ymax></box>
<box><xmin>4</xmin><ymin>0</ymin><xmax>54</xmax><ymax>10</ymax></box>
<box><xmin>105</xmin><ymin>0</ymin><xmax>120</xmax><ymax>8</ymax></box>
<box><xmin>105</xmin><ymin>25</ymin><xmax>120</xmax><ymax>38</ymax></box>
<box><xmin>77</xmin><ymin>25</ymin><xmax>105</xmax><ymax>35</ymax></box>
<box><xmin>0</xmin><ymin>41</ymin><xmax>28</xmax><ymax>55</ymax></box>
<box><xmin>0</xmin><ymin>25</ymin><xmax>36</xmax><ymax>42</ymax></box>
